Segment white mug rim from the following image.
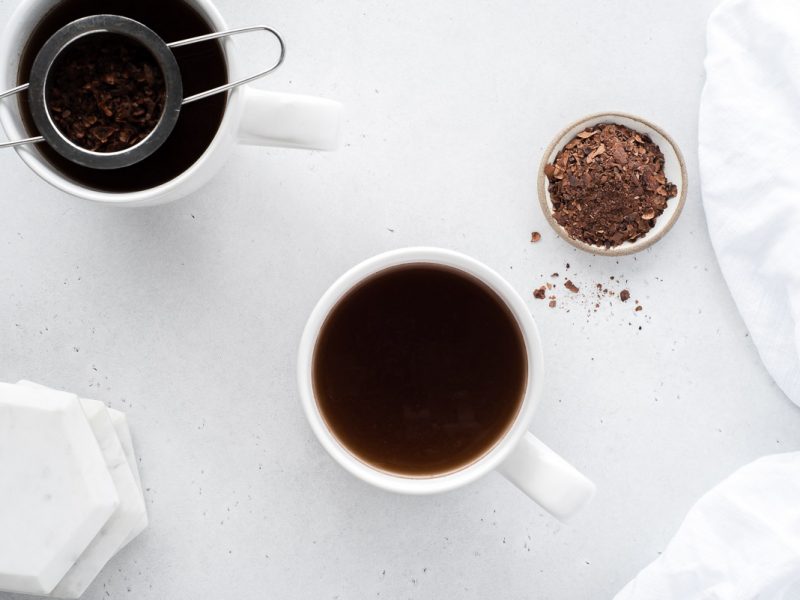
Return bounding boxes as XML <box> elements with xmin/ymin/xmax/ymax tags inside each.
<box><xmin>0</xmin><ymin>0</ymin><xmax>238</xmax><ymax>204</ymax></box>
<box><xmin>297</xmin><ymin>247</ymin><xmax>545</xmax><ymax>494</ymax></box>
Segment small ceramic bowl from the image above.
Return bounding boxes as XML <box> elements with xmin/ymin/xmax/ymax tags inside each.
<box><xmin>538</xmin><ymin>112</ymin><xmax>687</xmax><ymax>256</ymax></box>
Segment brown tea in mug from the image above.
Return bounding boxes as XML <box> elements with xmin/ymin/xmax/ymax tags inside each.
<box><xmin>17</xmin><ymin>0</ymin><xmax>228</xmax><ymax>192</ymax></box>
<box><xmin>312</xmin><ymin>264</ymin><xmax>528</xmax><ymax>477</ymax></box>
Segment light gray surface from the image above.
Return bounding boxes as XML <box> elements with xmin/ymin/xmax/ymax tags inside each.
<box><xmin>1</xmin><ymin>0</ymin><xmax>798</xmax><ymax>599</ymax></box>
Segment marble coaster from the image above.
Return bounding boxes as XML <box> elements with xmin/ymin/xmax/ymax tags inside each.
<box><xmin>18</xmin><ymin>382</ymin><xmax>148</xmax><ymax>599</ymax></box>
<box><xmin>0</xmin><ymin>383</ymin><xmax>118</xmax><ymax>596</ymax></box>
<box><xmin>108</xmin><ymin>408</ymin><xmax>148</xmax><ymax>551</ymax></box>
<box><xmin>109</xmin><ymin>410</ymin><xmax>142</xmax><ymax>491</ymax></box>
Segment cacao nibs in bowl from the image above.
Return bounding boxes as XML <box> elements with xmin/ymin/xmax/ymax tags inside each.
<box><xmin>46</xmin><ymin>34</ymin><xmax>166</xmax><ymax>153</ymax></box>
<box><xmin>544</xmin><ymin>123</ymin><xmax>678</xmax><ymax>249</ymax></box>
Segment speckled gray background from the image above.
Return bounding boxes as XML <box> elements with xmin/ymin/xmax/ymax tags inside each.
<box><xmin>1</xmin><ymin>0</ymin><xmax>799</xmax><ymax>598</ymax></box>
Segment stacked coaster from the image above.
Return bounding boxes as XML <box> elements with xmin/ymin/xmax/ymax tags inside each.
<box><xmin>0</xmin><ymin>381</ymin><xmax>147</xmax><ymax>598</ymax></box>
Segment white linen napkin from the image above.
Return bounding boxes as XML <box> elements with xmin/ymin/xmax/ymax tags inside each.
<box><xmin>698</xmin><ymin>0</ymin><xmax>800</xmax><ymax>406</ymax></box>
<box><xmin>613</xmin><ymin>453</ymin><xmax>800</xmax><ymax>599</ymax></box>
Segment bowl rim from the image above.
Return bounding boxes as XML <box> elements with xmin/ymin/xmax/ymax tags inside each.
<box><xmin>537</xmin><ymin>111</ymin><xmax>688</xmax><ymax>257</ymax></box>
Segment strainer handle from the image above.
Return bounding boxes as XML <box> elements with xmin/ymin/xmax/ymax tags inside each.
<box><xmin>167</xmin><ymin>25</ymin><xmax>286</xmax><ymax>105</ymax></box>
<box><xmin>0</xmin><ymin>83</ymin><xmax>45</xmax><ymax>149</ymax></box>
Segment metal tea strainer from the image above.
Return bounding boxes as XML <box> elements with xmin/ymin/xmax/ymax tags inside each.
<box><xmin>0</xmin><ymin>15</ymin><xmax>285</xmax><ymax>169</ymax></box>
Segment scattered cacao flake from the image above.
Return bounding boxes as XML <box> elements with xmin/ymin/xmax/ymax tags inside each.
<box><xmin>531</xmin><ymin>231</ymin><xmax>542</xmax><ymax>243</ymax></box>
<box><xmin>532</xmin><ymin>271</ymin><xmax>648</xmax><ymax>324</ymax></box>
<box><xmin>47</xmin><ymin>34</ymin><xmax>166</xmax><ymax>153</ymax></box>
<box><xmin>545</xmin><ymin>123</ymin><xmax>678</xmax><ymax>248</ymax></box>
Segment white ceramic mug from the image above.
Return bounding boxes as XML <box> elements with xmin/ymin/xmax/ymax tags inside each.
<box><xmin>0</xmin><ymin>0</ymin><xmax>342</xmax><ymax>206</ymax></box>
<box><xmin>298</xmin><ymin>247</ymin><xmax>596</xmax><ymax>521</ymax></box>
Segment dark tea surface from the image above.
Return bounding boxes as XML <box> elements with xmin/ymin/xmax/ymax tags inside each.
<box><xmin>17</xmin><ymin>0</ymin><xmax>227</xmax><ymax>192</ymax></box>
<box><xmin>313</xmin><ymin>264</ymin><xmax>527</xmax><ymax>477</ymax></box>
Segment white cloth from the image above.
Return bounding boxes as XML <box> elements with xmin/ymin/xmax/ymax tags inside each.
<box><xmin>614</xmin><ymin>453</ymin><xmax>800</xmax><ymax>600</ymax></box>
<box><xmin>699</xmin><ymin>0</ymin><xmax>800</xmax><ymax>406</ymax></box>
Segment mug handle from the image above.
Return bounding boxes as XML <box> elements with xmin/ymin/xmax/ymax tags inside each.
<box><xmin>497</xmin><ymin>432</ymin><xmax>596</xmax><ymax>521</ymax></box>
<box><xmin>238</xmin><ymin>86</ymin><xmax>342</xmax><ymax>150</ymax></box>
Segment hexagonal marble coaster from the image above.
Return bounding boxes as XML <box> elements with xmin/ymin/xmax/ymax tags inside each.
<box><xmin>0</xmin><ymin>383</ymin><xmax>119</xmax><ymax>596</ymax></box>
<box><xmin>18</xmin><ymin>382</ymin><xmax>149</xmax><ymax>599</ymax></box>
<box><xmin>109</xmin><ymin>409</ymin><xmax>142</xmax><ymax>492</ymax></box>
<box><xmin>107</xmin><ymin>408</ymin><xmax>148</xmax><ymax>551</ymax></box>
